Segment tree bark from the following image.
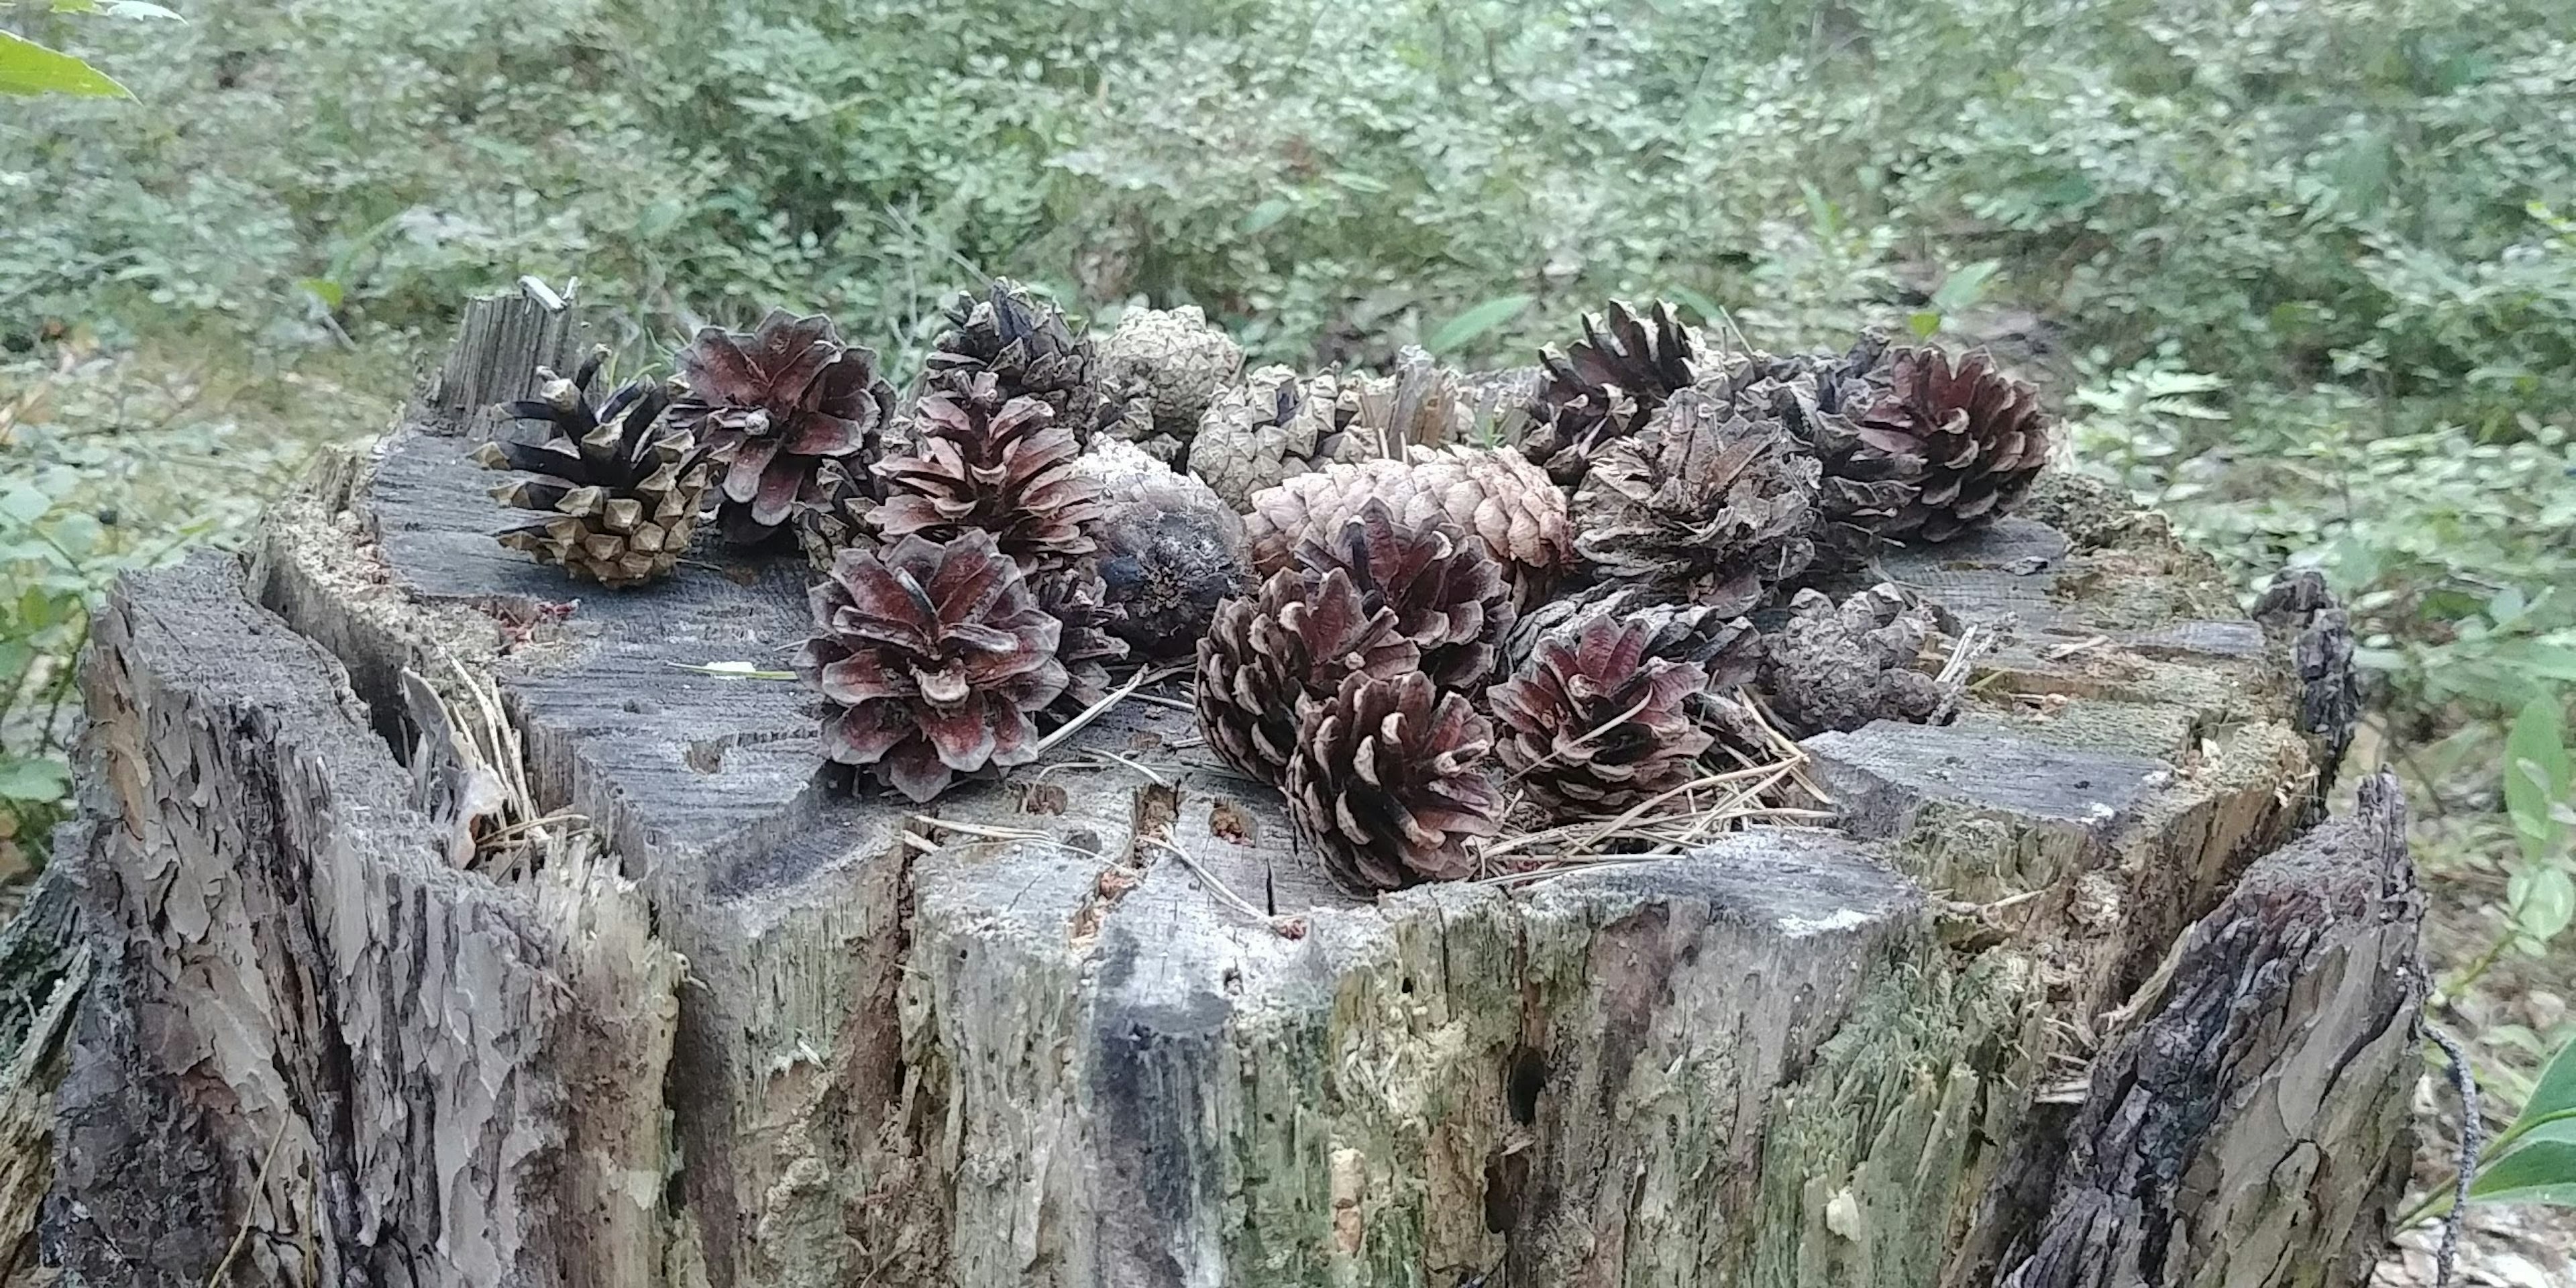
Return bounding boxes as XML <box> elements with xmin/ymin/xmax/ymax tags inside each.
<box><xmin>0</xmin><ymin>312</ymin><xmax>2423</xmax><ymax>1287</ymax></box>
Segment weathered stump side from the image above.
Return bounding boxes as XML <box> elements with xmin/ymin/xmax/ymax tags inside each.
<box><xmin>3</xmin><ymin>316</ymin><xmax>2425</xmax><ymax>1288</ymax></box>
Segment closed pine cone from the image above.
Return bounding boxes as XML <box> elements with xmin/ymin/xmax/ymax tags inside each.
<box><xmin>478</xmin><ymin>352</ymin><xmax>710</xmax><ymax>588</ymax></box>
<box><xmin>1291</xmin><ymin>499</ymin><xmax>1514</xmax><ymax>690</ymax></box>
<box><xmin>1758</xmin><ymin>584</ymin><xmax>1947</xmax><ymax>737</ymax></box>
<box><xmin>1285</xmin><ymin>672</ymin><xmax>1504</xmax><ymax>893</ymax></box>
<box><xmin>1195</xmin><ymin>564</ymin><xmax>1418</xmax><ymax>788</ymax></box>
<box><xmin>796</xmin><ymin>529</ymin><xmax>1069</xmax><ymax>803</ymax></box>
<box><xmin>1188</xmin><ymin>366</ymin><xmax>1354</xmax><ymax>508</ymax></box>
<box><xmin>1244</xmin><ymin>445</ymin><xmax>1575</xmax><ymax>600</ymax></box>
<box><xmin>1572</xmin><ymin>374</ymin><xmax>1819</xmax><ymax>615</ymax></box>
<box><xmin>1095</xmin><ymin>304</ymin><xmax>1244</xmax><ymax>465</ymax></box>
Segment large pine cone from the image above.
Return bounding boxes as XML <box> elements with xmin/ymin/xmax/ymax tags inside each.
<box><xmin>1244</xmin><ymin>446</ymin><xmax>1576</xmax><ymax>600</ymax></box>
<box><xmin>1755</xmin><ymin>335</ymin><xmax>1921</xmax><ymax>571</ymax></box>
<box><xmin>1520</xmin><ymin>301</ymin><xmax>1702</xmax><ymax>484</ymax></box>
<box><xmin>1095</xmin><ymin>305</ymin><xmax>1244</xmax><ymax>464</ymax></box>
<box><xmin>1285</xmin><ymin>672</ymin><xmax>1504</xmax><ymax>893</ymax></box>
<box><xmin>923</xmin><ymin>280</ymin><xmax>1104</xmax><ymax>439</ymax></box>
<box><xmin>1030</xmin><ymin>564</ymin><xmax>1129</xmax><ymax>719</ymax></box>
<box><xmin>1849</xmin><ymin>346</ymin><xmax>2051</xmax><ymax>542</ymax></box>
<box><xmin>1759</xmin><ymin>584</ymin><xmax>1947</xmax><ymax>738</ymax></box>
<box><xmin>873</xmin><ymin>373</ymin><xmax>1108</xmax><ymax>573</ymax></box>
<box><xmin>796</xmin><ymin>529</ymin><xmax>1068</xmax><ymax>803</ymax></box>
<box><xmin>671</xmin><ymin>309</ymin><xmax>898</xmax><ymax>543</ymax></box>
<box><xmin>478</xmin><ymin>352</ymin><xmax>710</xmax><ymax>587</ymax></box>
<box><xmin>1195</xmin><ymin>564</ymin><xmax>1419</xmax><ymax>788</ymax></box>
<box><xmin>1489</xmin><ymin>604</ymin><xmax>1734</xmax><ymax>816</ymax></box>
<box><xmin>1572</xmin><ymin>376</ymin><xmax>1819</xmax><ymax>615</ymax></box>
<box><xmin>1187</xmin><ymin>366</ymin><xmax>1356</xmax><ymax>508</ymax></box>
<box><xmin>1291</xmin><ymin>500</ymin><xmax>1513</xmax><ymax>690</ymax></box>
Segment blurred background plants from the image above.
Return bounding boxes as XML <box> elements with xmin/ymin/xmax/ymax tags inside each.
<box><xmin>4</xmin><ymin>0</ymin><xmax>2575</xmax><ymax>1230</ymax></box>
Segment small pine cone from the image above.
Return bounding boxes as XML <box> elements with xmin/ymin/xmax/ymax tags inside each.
<box><xmin>1291</xmin><ymin>500</ymin><xmax>1514</xmax><ymax>690</ymax></box>
<box><xmin>1488</xmin><ymin>608</ymin><xmax>1721</xmax><ymax>816</ymax></box>
<box><xmin>1849</xmin><ymin>345</ymin><xmax>2052</xmax><ymax>542</ymax></box>
<box><xmin>873</xmin><ymin>373</ymin><xmax>1108</xmax><ymax>573</ymax></box>
<box><xmin>922</xmin><ymin>280</ymin><xmax>1105</xmax><ymax>439</ymax></box>
<box><xmin>1095</xmin><ymin>305</ymin><xmax>1245</xmax><ymax>460</ymax></box>
<box><xmin>478</xmin><ymin>352</ymin><xmax>710</xmax><ymax>588</ymax></box>
<box><xmin>1520</xmin><ymin>301</ymin><xmax>1702</xmax><ymax>484</ymax></box>
<box><xmin>792</xmin><ymin>457</ymin><xmax>876</xmax><ymax>573</ymax></box>
<box><xmin>1076</xmin><ymin>438</ymin><xmax>1256</xmax><ymax>659</ymax></box>
<box><xmin>1285</xmin><ymin>672</ymin><xmax>1504</xmax><ymax>892</ymax></box>
<box><xmin>796</xmin><ymin>529</ymin><xmax>1069</xmax><ymax>803</ymax></box>
<box><xmin>1195</xmin><ymin>565</ymin><xmax>1419</xmax><ymax>786</ymax></box>
<box><xmin>1756</xmin><ymin>336</ymin><xmax>1922</xmax><ymax>571</ymax></box>
<box><xmin>670</xmin><ymin>309</ymin><xmax>898</xmax><ymax>544</ymax></box>
<box><xmin>1572</xmin><ymin>376</ymin><xmax>1819</xmax><ymax>615</ymax></box>
<box><xmin>1188</xmin><ymin>366</ymin><xmax>1352</xmax><ymax>508</ymax></box>
<box><xmin>1758</xmin><ymin>584</ymin><xmax>1948</xmax><ymax>738</ymax></box>
<box><xmin>1244</xmin><ymin>445</ymin><xmax>1576</xmax><ymax>600</ymax></box>
<box><xmin>1030</xmin><ymin>564</ymin><xmax>1129</xmax><ymax>718</ymax></box>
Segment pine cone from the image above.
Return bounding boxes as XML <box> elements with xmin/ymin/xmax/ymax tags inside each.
<box><xmin>796</xmin><ymin>529</ymin><xmax>1068</xmax><ymax>803</ymax></box>
<box><xmin>923</xmin><ymin>280</ymin><xmax>1104</xmax><ymax>439</ymax></box>
<box><xmin>1095</xmin><ymin>305</ymin><xmax>1244</xmax><ymax>464</ymax></box>
<box><xmin>1195</xmin><ymin>565</ymin><xmax>1419</xmax><ymax>787</ymax></box>
<box><xmin>1336</xmin><ymin>346</ymin><xmax>1468</xmax><ymax>455</ymax></box>
<box><xmin>1758</xmin><ymin>584</ymin><xmax>1947</xmax><ymax>737</ymax></box>
<box><xmin>1849</xmin><ymin>346</ymin><xmax>2051</xmax><ymax>542</ymax></box>
<box><xmin>1030</xmin><ymin>563</ymin><xmax>1129</xmax><ymax>718</ymax></box>
<box><xmin>1244</xmin><ymin>446</ymin><xmax>1576</xmax><ymax>600</ymax></box>
<box><xmin>671</xmin><ymin>309</ymin><xmax>898</xmax><ymax>543</ymax></box>
<box><xmin>1291</xmin><ymin>500</ymin><xmax>1513</xmax><ymax>690</ymax></box>
<box><xmin>792</xmin><ymin>457</ymin><xmax>875</xmax><ymax>573</ymax></box>
<box><xmin>1756</xmin><ymin>335</ymin><xmax>1921</xmax><ymax>571</ymax></box>
<box><xmin>1488</xmin><ymin>608</ymin><xmax>1719</xmax><ymax>815</ymax></box>
<box><xmin>1572</xmin><ymin>376</ymin><xmax>1819</xmax><ymax>614</ymax></box>
<box><xmin>873</xmin><ymin>373</ymin><xmax>1108</xmax><ymax>573</ymax></box>
<box><xmin>478</xmin><ymin>352</ymin><xmax>710</xmax><ymax>587</ymax></box>
<box><xmin>1285</xmin><ymin>672</ymin><xmax>1503</xmax><ymax>892</ymax></box>
<box><xmin>1077</xmin><ymin>439</ymin><xmax>1254</xmax><ymax>659</ymax></box>
<box><xmin>1520</xmin><ymin>301</ymin><xmax>1702</xmax><ymax>484</ymax></box>
<box><xmin>1187</xmin><ymin>366</ymin><xmax>1354</xmax><ymax>508</ymax></box>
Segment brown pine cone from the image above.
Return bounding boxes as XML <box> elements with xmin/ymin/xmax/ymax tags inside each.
<box><xmin>670</xmin><ymin>309</ymin><xmax>898</xmax><ymax>544</ymax></box>
<box><xmin>479</xmin><ymin>352</ymin><xmax>711</xmax><ymax>588</ymax></box>
<box><xmin>1336</xmin><ymin>346</ymin><xmax>1469</xmax><ymax>455</ymax></box>
<box><xmin>792</xmin><ymin>457</ymin><xmax>875</xmax><ymax>573</ymax></box>
<box><xmin>1076</xmin><ymin>438</ymin><xmax>1255</xmax><ymax>659</ymax></box>
<box><xmin>1754</xmin><ymin>335</ymin><xmax>1922</xmax><ymax>571</ymax></box>
<box><xmin>1195</xmin><ymin>564</ymin><xmax>1419</xmax><ymax>787</ymax></box>
<box><xmin>1572</xmin><ymin>375</ymin><xmax>1819</xmax><ymax>614</ymax></box>
<box><xmin>1030</xmin><ymin>563</ymin><xmax>1130</xmax><ymax>719</ymax></box>
<box><xmin>1285</xmin><ymin>672</ymin><xmax>1504</xmax><ymax>893</ymax></box>
<box><xmin>1849</xmin><ymin>345</ymin><xmax>2052</xmax><ymax>542</ymax></box>
<box><xmin>1291</xmin><ymin>500</ymin><xmax>1514</xmax><ymax>690</ymax></box>
<box><xmin>922</xmin><ymin>280</ymin><xmax>1104</xmax><ymax>438</ymax></box>
<box><xmin>1758</xmin><ymin>584</ymin><xmax>1948</xmax><ymax>737</ymax></box>
<box><xmin>1488</xmin><ymin>608</ymin><xmax>1721</xmax><ymax>816</ymax></box>
<box><xmin>873</xmin><ymin>372</ymin><xmax>1108</xmax><ymax>573</ymax></box>
<box><xmin>1519</xmin><ymin>300</ymin><xmax>1702</xmax><ymax>484</ymax></box>
<box><xmin>796</xmin><ymin>529</ymin><xmax>1069</xmax><ymax>803</ymax></box>
<box><xmin>1243</xmin><ymin>445</ymin><xmax>1576</xmax><ymax>600</ymax></box>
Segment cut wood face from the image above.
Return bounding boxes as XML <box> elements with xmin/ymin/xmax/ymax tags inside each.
<box><xmin>28</xmin><ymin>353</ymin><xmax>2418</xmax><ymax>1288</ymax></box>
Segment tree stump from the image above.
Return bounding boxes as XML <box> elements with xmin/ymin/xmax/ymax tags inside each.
<box><xmin>6</xmin><ymin>308</ymin><xmax>2425</xmax><ymax>1288</ymax></box>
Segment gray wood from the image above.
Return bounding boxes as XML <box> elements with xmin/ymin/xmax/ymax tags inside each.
<box><xmin>1</xmin><ymin>314</ymin><xmax>2427</xmax><ymax>1288</ymax></box>
<box><xmin>420</xmin><ymin>279</ymin><xmax>592</xmax><ymax>435</ymax></box>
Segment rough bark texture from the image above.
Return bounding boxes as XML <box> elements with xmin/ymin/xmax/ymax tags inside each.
<box><xmin>0</xmin><ymin>321</ymin><xmax>2424</xmax><ymax>1287</ymax></box>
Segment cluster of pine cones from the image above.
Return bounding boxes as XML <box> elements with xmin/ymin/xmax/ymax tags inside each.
<box><xmin>1195</xmin><ymin>301</ymin><xmax>2051</xmax><ymax>894</ymax></box>
<box><xmin>474</xmin><ymin>291</ymin><xmax>2052</xmax><ymax>863</ymax></box>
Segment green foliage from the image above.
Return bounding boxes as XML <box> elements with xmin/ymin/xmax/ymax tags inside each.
<box><xmin>2411</xmin><ymin>1036</ymin><xmax>2576</xmax><ymax>1224</ymax></box>
<box><xmin>0</xmin><ymin>30</ymin><xmax>126</xmax><ymax>97</ymax></box>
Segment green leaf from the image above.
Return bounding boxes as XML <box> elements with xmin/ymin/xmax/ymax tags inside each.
<box><xmin>0</xmin><ymin>757</ymin><xmax>70</xmax><ymax>804</ymax></box>
<box><xmin>99</xmin><ymin>1</ymin><xmax>186</xmax><ymax>19</ymax></box>
<box><xmin>2504</xmin><ymin>696</ymin><xmax>2571</xmax><ymax>864</ymax></box>
<box><xmin>1426</xmin><ymin>294</ymin><xmax>1534</xmax><ymax>355</ymax></box>
<box><xmin>1665</xmin><ymin>286</ymin><xmax>1726</xmax><ymax>328</ymax></box>
<box><xmin>2467</xmin><ymin>1139</ymin><xmax>2576</xmax><ymax>1208</ymax></box>
<box><xmin>1930</xmin><ymin>260</ymin><xmax>2002</xmax><ymax>314</ymax></box>
<box><xmin>2514</xmin><ymin>866</ymin><xmax>2575</xmax><ymax>943</ymax></box>
<box><xmin>1908</xmin><ymin>310</ymin><xmax>1942</xmax><ymax>339</ymax></box>
<box><xmin>297</xmin><ymin>278</ymin><xmax>345</xmax><ymax>311</ymax></box>
<box><xmin>2508</xmin><ymin>1038</ymin><xmax>2576</xmax><ymax>1149</ymax></box>
<box><xmin>0</xmin><ymin>486</ymin><xmax>50</xmax><ymax>526</ymax></box>
<box><xmin>0</xmin><ymin>32</ymin><xmax>131</xmax><ymax>98</ymax></box>
<box><xmin>1240</xmin><ymin>198</ymin><xmax>1293</xmax><ymax>235</ymax></box>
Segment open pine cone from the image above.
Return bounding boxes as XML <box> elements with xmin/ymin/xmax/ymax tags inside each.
<box><xmin>1030</xmin><ymin>564</ymin><xmax>1129</xmax><ymax>720</ymax></box>
<box><xmin>1521</xmin><ymin>300</ymin><xmax>1702</xmax><ymax>484</ymax></box>
<box><xmin>1755</xmin><ymin>335</ymin><xmax>1922</xmax><ymax>571</ymax></box>
<box><xmin>796</xmin><ymin>529</ymin><xmax>1068</xmax><ymax>803</ymax></box>
<box><xmin>1489</xmin><ymin>604</ymin><xmax>1734</xmax><ymax>816</ymax></box>
<box><xmin>792</xmin><ymin>458</ymin><xmax>875</xmax><ymax>574</ymax></box>
<box><xmin>671</xmin><ymin>309</ymin><xmax>898</xmax><ymax>543</ymax></box>
<box><xmin>478</xmin><ymin>352</ymin><xmax>710</xmax><ymax>587</ymax></box>
<box><xmin>1095</xmin><ymin>305</ymin><xmax>1244</xmax><ymax>465</ymax></box>
<box><xmin>1285</xmin><ymin>672</ymin><xmax>1504</xmax><ymax>893</ymax></box>
<box><xmin>1572</xmin><ymin>375</ymin><xmax>1819</xmax><ymax>614</ymax></box>
<box><xmin>1759</xmin><ymin>583</ymin><xmax>1949</xmax><ymax>738</ymax></box>
<box><xmin>872</xmin><ymin>372</ymin><xmax>1107</xmax><ymax>573</ymax></box>
<box><xmin>1244</xmin><ymin>445</ymin><xmax>1575</xmax><ymax>601</ymax></box>
<box><xmin>1849</xmin><ymin>346</ymin><xmax>2051</xmax><ymax>542</ymax></box>
<box><xmin>1291</xmin><ymin>500</ymin><xmax>1513</xmax><ymax>690</ymax></box>
<box><xmin>923</xmin><ymin>280</ymin><xmax>1104</xmax><ymax>438</ymax></box>
<box><xmin>1187</xmin><ymin>366</ymin><xmax>1354</xmax><ymax>508</ymax></box>
<box><xmin>1195</xmin><ymin>564</ymin><xmax>1419</xmax><ymax>788</ymax></box>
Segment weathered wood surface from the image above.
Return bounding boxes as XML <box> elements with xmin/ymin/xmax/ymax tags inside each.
<box><xmin>3</xmin><ymin>315</ymin><xmax>2421</xmax><ymax>1287</ymax></box>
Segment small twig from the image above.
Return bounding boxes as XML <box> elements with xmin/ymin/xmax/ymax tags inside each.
<box><xmin>1083</xmin><ymin>749</ymin><xmax>1171</xmax><ymax>787</ymax></box>
<box><xmin>1028</xmin><ymin>664</ymin><xmax>1186</xmax><ymax>759</ymax></box>
<box><xmin>2421</xmin><ymin>1026</ymin><xmax>2480</xmax><ymax>1287</ymax></box>
<box><xmin>207</xmin><ymin>1114</ymin><xmax>294</xmax><ymax>1288</ymax></box>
